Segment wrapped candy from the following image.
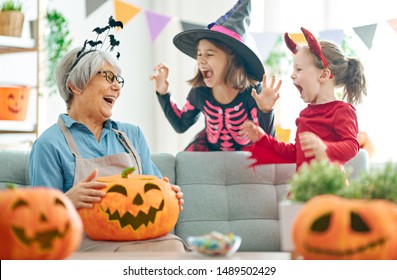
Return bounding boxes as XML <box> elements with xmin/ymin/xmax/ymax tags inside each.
<box><xmin>187</xmin><ymin>231</ymin><xmax>241</xmax><ymax>256</ymax></box>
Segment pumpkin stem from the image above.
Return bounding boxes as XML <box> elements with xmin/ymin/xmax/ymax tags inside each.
<box><xmin>121</xmin><ymin>167</ymin><xmax>135</xmax><ymax>178</ymax></box>
<box><xmin>5</xmin><ymin>183</ymin><xmax>17</xmax><ymax>190</ymax></box>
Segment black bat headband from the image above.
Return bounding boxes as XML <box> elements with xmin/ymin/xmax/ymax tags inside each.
<box><xmin>70</xmin><ymin>16</ymin><xmax>123</xmax><ymax>71</ymax></box>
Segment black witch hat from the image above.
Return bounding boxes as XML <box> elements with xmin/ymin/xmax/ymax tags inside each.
<box><xmin>173</xmin><ymin>0</ymin><xmax>264</xmax><ymax>81</ymax></box>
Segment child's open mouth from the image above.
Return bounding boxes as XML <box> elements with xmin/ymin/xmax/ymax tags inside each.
<box><xmin>294</xmin><ymin>84</ymin><xmax>303</xmax><ymax>97</ymax></box>
<box><xmin>201</xmin><ymin>70</ymin><xmax>213</xmax><ymax>80</ymax></box>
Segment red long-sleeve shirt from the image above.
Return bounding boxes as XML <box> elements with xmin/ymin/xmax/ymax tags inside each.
<box><xmin>245</xmin><ymin>101</ymin><xmax>360</xmax><ymax>170</ymax></box>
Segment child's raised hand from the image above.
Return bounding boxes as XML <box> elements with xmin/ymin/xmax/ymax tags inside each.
<box><xmin>299</xmin><ymin>131</ymin><xmax>328</xmax><ymax>161</ymax></box>
<box><xmin>251</xmin><ymin>75</ymin><xmax>282</xmax><ymax>112</ymax></box>
<box><xmin>149</xmin><ymin>63</ymin><xmax>170</xmax><ymax>95</ymax></box>
<box><xmin>239</xmin><ymin>120</ymin><xmax>265</xmax><ymax>143</ymax></box>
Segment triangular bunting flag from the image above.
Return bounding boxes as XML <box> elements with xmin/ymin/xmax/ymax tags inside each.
<box><xmin>86</xmin><ymin>0</ymin><xmax>108</xmax><ymax>17</ymax></box>
<box><xmin>289</xmin><ymin>33</ymin><xmax>307</xmax><ymax>44</ymax></box>
<box><xmin>319</xmin><ymin>29</ymin><xmax>344</xmax><ymax>45</ymax></box>
<box><xmin>180</xmin><ymin>20</ymin><xmax>206</xmax><ymax>31</ymax></box>
<box><xmin>145</xmin><ymin>10</ymin><xmax>172</xmax><ymax>42</ymax></box>
<box><xmin>251</xmin><ymin>32</ymin><xmax>279</xmax><ymax>62</ymax></box>
<box><xmin>353</xmin><ymin>23</ymin><xmax>377</xmax><ymax>50</ymax></box>
<box><xmin>113</xmin><ymin>0</ymin><xmax>142</xmax><ymax>28</ymax></box>
<box><xmin>387</xmin><ymin>18</ymin><xmax>397</xmax><ymax>34</ymax></box>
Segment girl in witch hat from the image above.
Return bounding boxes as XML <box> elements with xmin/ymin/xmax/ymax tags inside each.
<box><xmin>242</xmin><ymin>27</ymin><xmax>367</xmax><ymax>171</ymax></box>
<box><xmin>150</xmin><ymin>0</ymin><xmax>280</xmax><ymax>151</ymax></box>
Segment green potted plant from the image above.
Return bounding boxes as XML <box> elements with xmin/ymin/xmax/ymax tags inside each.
<box><xmin>289</xmin><ymin>160</ymin><xmax>347</xmax><ymax>202</ymax></box>
<box><xmin>340</xmin><ymin>162</ymin><xmax>397</xmax><ymax>202</ymax></box>
<box><xmin>0</xmin><ymin>0</ymin><xmax>24</xmax><ymax>37</ymax></box>
<box><xmin>279</xmin><ymin>159</ymin><xmax>347</xmax><ymax>252</ymax></box>
<box><xmin>45</xmin><ymin>9</ymin><xmax>73</xmax><ymax>96</ymax></box>
<box><xmin>0</xmin><ymin>0</ymin><xmax>21</xmax><ymax>10</ymax></box>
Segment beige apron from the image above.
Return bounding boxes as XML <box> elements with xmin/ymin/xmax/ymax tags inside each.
<box><xmin>58</xmin><ymin>118</ymin><xmax>186</xmax><ymax>252</ymax></box>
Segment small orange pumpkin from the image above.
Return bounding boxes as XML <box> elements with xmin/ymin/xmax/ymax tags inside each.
<box><xmin>0</xmin><ymin>187</ymin><xmax>83</xmax><ymax>259</ymax></box>
<box><xmin>292</xmin><ymin>194</ymin><xmax>397</xmax><ymax>260</ymax></box>
<box><xmin>0</xmin><ymin>85</ymin><xmax>30</xmax><ymax>121</ymax></box>
<box><xmin>78</xmin><ymin>171</ymin><xmax>180</xmax><ymax>241</ymax></box>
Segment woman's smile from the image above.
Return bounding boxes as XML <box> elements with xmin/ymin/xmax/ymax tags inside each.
<box><xmin>103</xmin><ymin>95</ymin><xmax>116</xmax><ymax>106</ymax></box>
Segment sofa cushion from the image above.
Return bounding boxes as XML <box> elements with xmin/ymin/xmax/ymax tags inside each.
<box><xmin>151</xmin><ymin>153</ymin><xmax>176</xmax><ymax>184</ymax></box>
<box><xmin>173</xmin><ymin>151</ymin><xmax>296</xmax><ymax>252</ymax></box>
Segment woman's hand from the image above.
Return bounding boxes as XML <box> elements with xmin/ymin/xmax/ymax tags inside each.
<box><xmin>251</xmin><ymin>74</ymin><xmax>282</xmax><ymax>112</ymax></box>
<box><xmin>65</xmin><ymin>169</ymin><xmax>107</xmax><ymax>209</ymax></box>
<box><xmin>163</xmin><ymin>177</ymin><xmax>184</xmax><ymax>211</ymax></box>
<box><xmin>239</xmin><ymin>120</ymin><xmax>265</xmax><ymax>143</ymax></box>
<box><xmin>150</xmin><ymin>63</ymin><xmax>170</xmax><ymax>95</ymax></box>
<box><xmin>299</xmin><ymin>131</ymin><xmax>328</xmax><ymax>160</ymax></box>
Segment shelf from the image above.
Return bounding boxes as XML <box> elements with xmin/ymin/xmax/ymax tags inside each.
<box><xmin>0</xmin><ymin>132</ymin><xmax>35</xmax><ymax>151</ymax></box>
<box><xmin>0</xmin><ymin>0</ymin><xmax>43</xmax><ymax>144</ymax></box>
<box><xmin>0</xmin><ymin>35</ymin><xmax>36</xmax><ymax>53</ymax></box>
<box><xmin>0</xmin><ymin>120</ymin><xmax>36</xmax><ymax>133</ymax></box>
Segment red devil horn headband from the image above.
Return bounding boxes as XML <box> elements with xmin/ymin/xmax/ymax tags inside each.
<box><xmin>284</xmin><ymin>32</ymin><xmax>297</xmax><ymax>54</ymax></box>
<box><xmin>285</xmin><ymin>27</ymin><xmax>333</xmax><ymax>78</ymax></box>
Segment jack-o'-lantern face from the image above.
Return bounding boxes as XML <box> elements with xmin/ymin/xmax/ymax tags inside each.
<box><xmin>11</xmin><ymin>196</ymin><xmax>71</xmax><ymax>250</ymax></box>
<box><xmin>0</xmin><ymin>188</ymin><xmax>83</xmax><ymax>260</ymax></box>
<box><xmin>7</xmin><ymin>92</ymin><xmax>25</xmax><ymax>114</ymax></box>
<box><xmin>292</xmin><ymin>194</ymin><xmax>397</xmax><ymax>260</ymax></box>
<box><xmin>78</xmin><ymin>174</ymin><xmax>180</xmax><ymax>241</ymax></box>
<box><xmin>0</xmin><ymin>86</ymin><xmax>30</xmax><ymax>120</ymax></box>
<box><xmin>101</xmin><ymin>182</ymin><xmax>165</xmax><ymax>230</ymax></box>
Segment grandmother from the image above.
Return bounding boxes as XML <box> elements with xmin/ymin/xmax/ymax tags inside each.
<box><xmin>29</xmin><ymin>26</ymin><xmax>184</xmax><ymax>252</ymax></box>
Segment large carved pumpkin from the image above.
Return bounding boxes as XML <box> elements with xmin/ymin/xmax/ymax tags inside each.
<box><xmin>78</xmin><ymin>172</ymin><xmax>180</xmax><ymax>241</ymax></box>
<box><xmin>0</xmin><ymin>85</ymin><xmax>30</xmax><ymax>121</ymax></box>
<box><xmin>292</xmin><ymin>194</ymin><xmax>397</xmax><ymax>260</ymax></box>
<box><xmin>0</xmin><ymin>187</ymin><xmax>83</xmax><ymax>259</ymax></box>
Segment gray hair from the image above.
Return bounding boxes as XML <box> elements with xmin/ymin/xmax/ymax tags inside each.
<box><xmin>55</xmin><ymin>48</ymin><xmax>121</xmax><ymax>109</ymax></box>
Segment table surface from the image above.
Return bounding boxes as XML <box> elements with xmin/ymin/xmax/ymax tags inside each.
<box><xmin>68</xmin><ymin>251</ymin><xmax>292</xmax><ymax>260</ymax></box>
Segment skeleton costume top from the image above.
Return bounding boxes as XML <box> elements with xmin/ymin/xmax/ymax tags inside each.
<box><xmin>157</xmin><ymin>85</ymin><xmax>275</xmax><ymax>151</ymax></box>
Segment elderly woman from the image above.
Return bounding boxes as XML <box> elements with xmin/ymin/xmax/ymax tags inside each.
<box><xmin>29</xmin><ymin>46</ymin><xmax>185</xmax><ymax>252</ymax></box>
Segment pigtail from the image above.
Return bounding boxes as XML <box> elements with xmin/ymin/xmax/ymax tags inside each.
<box><xmin>320</xmin><ymin>41</ymin><xmax>367</xmax><ymax>105</ymax></box>
<box><xmin>342</xmin><ymin>58</ymin><xmax>367</xmax><ymax>105</ymax></box>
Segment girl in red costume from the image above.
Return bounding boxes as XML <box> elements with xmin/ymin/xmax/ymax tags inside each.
<box><xmin>241</xmin><ymin>27</ymin><xmax>367</xmax><ymax>170</ymax></box>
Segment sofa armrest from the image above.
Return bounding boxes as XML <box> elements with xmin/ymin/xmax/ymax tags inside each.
<box><xmin>0</xmin><ymin>150</ymin><xmax>30</xmax><ymax>187</ymax></box>
<box><xmin>344</xmin><ymin>149</ymin><xmax>369</xmax><ymax>180</ymax></box>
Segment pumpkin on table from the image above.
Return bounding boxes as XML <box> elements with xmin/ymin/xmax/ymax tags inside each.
<box><xmin>292</xmin><ymin>194</ymin><xmax>397</xmax><ymax>260</ymax></box>
<box><xmin>0</xmin><ymin>187</ymin><xmax>83</xmax><ymax>260</ymax></box>
<box><xmin>78</xmin><ymin>168</ymin><xmax>180</xmax><ymax>241</ymax></box>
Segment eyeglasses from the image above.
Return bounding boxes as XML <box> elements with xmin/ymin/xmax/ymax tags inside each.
<box><xmin>96</xmin><ymin>70</ymin><xmax>124</xmax><ymax>88</ymax></box>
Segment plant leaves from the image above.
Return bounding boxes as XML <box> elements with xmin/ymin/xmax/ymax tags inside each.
<box><xmin>45</xmin><ymin>9</ymin><xmax>73</xmax><ymax>96</ymax></box>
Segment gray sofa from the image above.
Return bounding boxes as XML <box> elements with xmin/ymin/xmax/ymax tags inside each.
<box><xmin>0</xmin><ymin>150</ymin><xmax>369</xmax><ymax>252</ymax></box>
